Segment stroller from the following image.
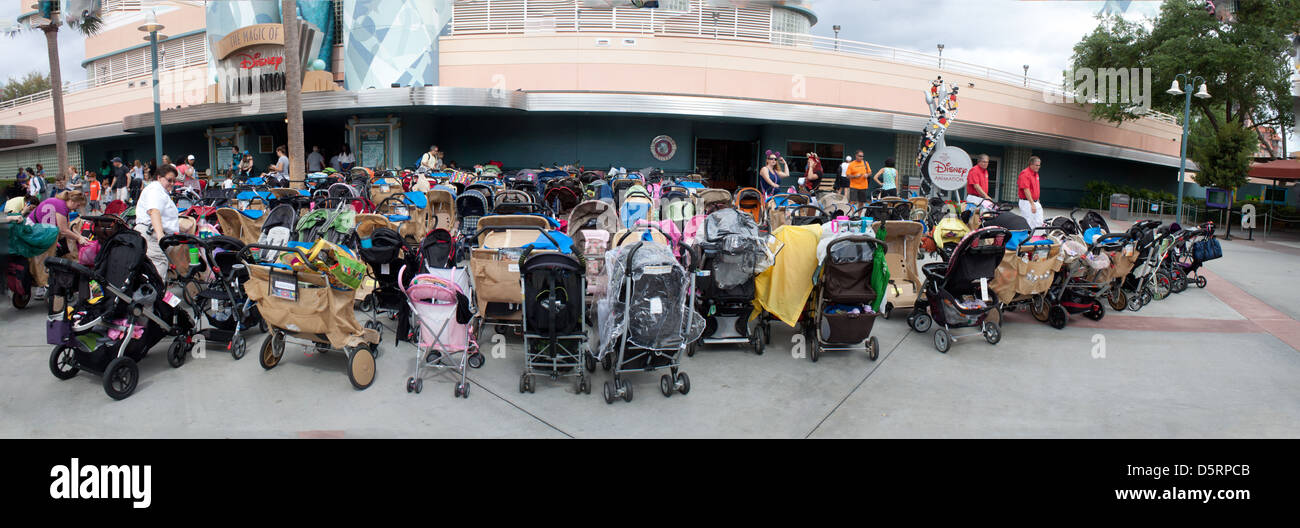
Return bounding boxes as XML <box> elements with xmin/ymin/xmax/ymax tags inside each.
<box><xmin>734</xmin><ymin>187</ymin><xmax>764</xmax><ymax>226</ymax></box>
<box><xmin>694</xmin><ymin>188</ymin><xmax>733</xmax><ymax>216</ymax></box>
<box><xmin>989</xmin><ymin>227</ymin><xmax>1065</xmax><ymax>327</ymax></box>
<box><xmin>374</xmin><ymin>191</ymin><xmax>431</xmax><ymax>245</ymax></box>
<box><xmin>597</xmin><ymin>239</ymin><xmax>703</xmax><ymax>403</ymax></box>
<box><xmin>355</xmin><ymin>215</ymin><xmax>419</xmax><ymax>346</ymax></box>
<box><xmin>518</xmin><ymin>243</ymin><xmax>591</xmax><ymax>395</ymax></box>
<box><xmin>403</xmin><ymin>267</ymin><xmax>480</xmax><ymax>398</ymax></box>
<box><xmin>253</xmin><ymin>204</ymin><xmax>298</xmax><ymax>262</ymax></box>
<box><xmin>470</xmin><ymin>215</ymin><xmax>558</xmax><ymax>334</ymax></box>
<box><xmin>568</xmin><ymin>200</ymin><xmax>620</xmax><ymax>312</ymax></box>
<box><xmin>693</xmin><ymin>207</ymin><xmax>773</xmax><ymax>355</ymax></box>
<box><xmin>908</xmin><ymin>227</ymin><xmax>1011</xmax><ymax>353</ymax></box>
<box><xmin>1120</xmin><ymin>220</ymin><xmax>1175</xmax><ymax>311</ymax></box>
<box><xmin>542</xmin><ymin>177</ymin><xmax>584</xmax><ymax>219</ymax></box>
<box><xmin>419</xmin><ymin>228</ymin><xmax>457</xmax><ymax>272</ymax></box>
<box><xmin>766</xmin><ymin>193</ymin><xmax>812</xmax><ymax>231</ymax></box>
<box><xmin>1039</xmin><ymin>230</ymin><xmax>1134</xmax><ymax>328</ymax></box>
<box><xmin>296</xmin><ymin>197</ymin><xmax>358</xmax><ymax>247</ymax></box>
<box><xmin>160</xmin><ymin>233</ymin><xmax>265</xmax><ymax>358</ymax></box>
<box><xmin>1170</xmin><ymin>221</ymin><xmax>1218</xmax><ymax>290</ymax></box>
<box><xmin>619</xmin><ymin>184</ymin><xmax>655</xmax><ymax>229</ymax></box>
<box><xmin>241</xmin><ymin>242</ymin><xmax>379</xmax><ymax>390</ymax></box>
<box><xmin>45</xmin><ymin>227</ymin><xmax>197</xmax><ymax>400</ymax></box>
<box><xmin>802</xmin><ymin>234</ymin><xmax>887</xmax><ymax>362</ymax></box>
<box><xmin>658</xmin><ymin>184</ymin><xmax>696</xmax><ymax>232</ymax></box>
<box><xmin>879</xmin><ymin>220</ymin><xmax>925</xmax><ymax>319</ymax></box>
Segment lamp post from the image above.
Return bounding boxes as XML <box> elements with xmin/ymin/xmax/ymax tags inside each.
<box><xmin>138</xmin><ymin>11</ymin><xmax>165</xmax><ymax>168</ymax></box>
<box><xmin>937</xmin><ymin>43</ymin><xmax>944</xmax><ymax>69</ymax></box>
<box><xmin>833</xmin><ymin>25</ymin><xmax>840</xmax><ymax>51</ymax></box>
<box><xmin>1166</xmin><ymin>72</ymin><xmax>1211</xmax><ymax>224</ymax></box>
<box><xmin>1023</xmin><ymin>64</ymin><xmax>1029</xmax><ymax>86</ymax></box>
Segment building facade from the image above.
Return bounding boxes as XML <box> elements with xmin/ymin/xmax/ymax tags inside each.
<box><xmin>3</xmin><ymin>0</ymin><xmax>1200</xmax><ymax>207</ymax></box>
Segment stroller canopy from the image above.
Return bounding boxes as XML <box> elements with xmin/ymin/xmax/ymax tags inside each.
<box><xmin>598</xmin><ymin>241</ymin><xmax>705</xmax><ymax>359</ymax></box>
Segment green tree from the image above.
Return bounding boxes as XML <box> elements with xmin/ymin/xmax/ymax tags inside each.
<box><xmin>1189</xmin><ymin>119</ymin><xmax>1256</xmax><ymax>189</ymax></box>
<box><xmin>1071</xmin><ymin>0</ymin><xmax>1300</xmax><ymax>157</ymax></box>
<box><xmin>1</xmin><ymin>71</ymin><xmax>52</xmax><ymax>102</ymax></box>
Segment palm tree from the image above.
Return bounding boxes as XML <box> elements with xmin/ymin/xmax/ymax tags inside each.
<box><xmin>10</xmin><ymin>3</ymin><xmax>102</xmax><ymax>183</ymax></box>
<box><xmin>282</xmin><ymin>0</ymin><xmax>305</xmax><ymax>189</ymax></box>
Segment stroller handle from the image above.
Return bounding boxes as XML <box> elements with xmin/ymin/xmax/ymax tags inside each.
<box><xmin>237</xmin><ymin>244</ymin><xmax>320</xmax><ymax>272</ymax></box>
<box><xmin>44</xmin><ymin>256</ymin><xmax>95</xmax><ymax>280</ymax></box>
<box><xmin>616</xmin><ymin>223</ymin><xmax>673</xmax><ymax>246</ymax></box>
<box><xmin>159</xmin><ymin>232</ymin><xmax>204</xmax><ymax>251</ymax></box>
<box><xmin>474</xmin><ymin>224</ymin><xmax>561</xmax><ymax>249</ymax></box>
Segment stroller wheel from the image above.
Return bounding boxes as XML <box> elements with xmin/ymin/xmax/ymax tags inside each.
<box><xmin>620</xmin><ymin>379</ymin><xmax>633</xmax><ymax>402</ymax></box>
<box><xmin>519</xmin><ymin>373</ymin><xmax>529</xmax><ymax>394</ymax></box>
<box><xmin>1031</xmin><ymin>299</ymin><xmax>1051</xmax><ymax>322</ymax></box>
<box><xmin>364</xmin><ymin>321</ymin><xmax>383</xmax><ymax>345</ymax></box>
<box><xmin>577</xmin><ymin>377</ymin><xmax>591</xmax><ymax>395</ymax></box>
<box><xmin>406</xmin><ymin>377</ymin><xmax>415</xmax><ymax>393</ymax></box>
<box><xmin>1048</xmin><ymin>306</ymin><xmax>1068</xmax><ymax>330</ymax></box>
<box><xmin>426</xmin><ymin>350</ymin><xmax>442</xmax><ymax>365</ymax></box>
<box><xmin>414</xmin><ymin>378</ymin><xmax>423</xmax><ymax>394</ymax></box>
<box><xmin>1140</xmin><ymin>289</ymin><xmax>1154</xmax><ymax>307</ymax></box>
<box><xmin>1127</xmin><ymin>292</ymin><xmax>1143</xmax><ymax>312</ymax></box>
<box><xmin>686</xmin><ymin>342</ymin><xmax>696</xmax><ymax>358</ymax></box>
<box><xmin>809</xmin><ymin>336</ymin><xmax>820</xmax><ymax>363</ymax></box>
<box><xmin>1084</xmin><ymin>303</ymin><xmax>1105</xmax><ymax>322</ymax></box>
<box><xmin>660</xmin><ymin>375</ymin><xmax>673</xmax><ymax>398</ymax></box>
<box><xmin>230</xmin><ymin>335</ymin><xmax>247</xmax><ymax>360</ymax></box>
<box><xmin>983</xmin><ymin>322</ymin><xmax>1002</xmax><ymax>345</ymax></box>
<box><xmin>49</xmin><ymin>345</ymin><xmax>79</xmax><ymax>380</ymax></box>
<box><xmin>601</xmin><ymin>353</ymin><xmax>612</xmax><ymax>371</ymax></box>
<box><xmin>468</xmin><ymin>352</ymin><xmax>485</xmax><ymax>369</ymax></box>
<box><xmin>167</xmin><ymin>338</ymin><xmax>187</xmax><ymax>368</ymax></box>
<box><xmin>102</xmin><ymin>357</ymin><xmax>139</xmax><ymax>401</ymax></box>
<box><xmin>1196</xmin><ymin>276</ymin><xmax>1207</xmax><ymax>289</ymax></box>
<box><xmin>1108</xmin><ymin>289</ymin><xmax>1127</xmax><ymax>312</ymax></box>
<box><xmin>11</xmin><ymin>288</ymin><xmax>30</xmax><ymax>309</ymax></box>
<box><xmin>259</xmin><ymin>333</ymin><xmax>282</xmax><ymax>370</ymax></box>
<box><xmin>603</xmin><ymin>381</ymin><xmax>615</xmax><ymax>404</ymax></box>
<box><xmin>881</xmin><ymin>303</ymin><xmax>893</xmax><ymax>319</ymax></box>
<box><xmin>933</xmin><ymin>329</ymin><xmax>951</xmax><ymax>354</ymax></box>
<box><xmin>584</xmin><ymin>351</ymin><xmax>598</xmax><ymax>372</ymax></box>
<box><xmin>676</xmin><ymin>372</ymin><xmax>690</xmax><ymax>395</ymax></box>
<box><xmin>868</xmin><ymin>336</ymin><xmax>879</xmax><ymax>361</ymax></box>
<box><xmin>752</xmin><ymin>326</ymin><xmax>765</xmax><ymax>355</ymax></box>
<box><xmin>258</xmin><ymin>318</ymin><xmax>268</xmax><ymax>333</ymax></box>
<box><xmin>910</xmin><ymin>313</ymin><xmax>933</xmax><ymax>333</ymax></box>
<box><xmin>347</xmin><ymin>347</ymin><xmax>376</xmax><ymax>390</ymax></box>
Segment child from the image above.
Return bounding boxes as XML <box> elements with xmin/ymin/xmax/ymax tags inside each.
<box><xmin>87</xmin><ymin>174</ymin><xmax>102</xmax><ymax>213</ymax></box>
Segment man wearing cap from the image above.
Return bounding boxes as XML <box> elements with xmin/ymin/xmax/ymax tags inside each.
<box><xmin>110</xmin><ymin>157</ymin><xmax>129</xmax><ymax>204</ymax></box>
<box><xmin>177</xmin><ymin>155</ymin><xmax>200</xmax><ymax>191</ymax></box>
<box><xmin>836</xmin><ymin>155</ymin><xmax>851</xmax><ymax>199</ymax></box>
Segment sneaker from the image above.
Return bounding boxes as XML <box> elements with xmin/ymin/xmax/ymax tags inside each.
<box><xmin>32</xmin><ymin>286</ymin><xmax>48</xmax><ymax>301</ymax></box>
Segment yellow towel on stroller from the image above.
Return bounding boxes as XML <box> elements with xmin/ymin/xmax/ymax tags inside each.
<box><xmin>753</xmin><ymin>224</ymin><xmax>823</xmax><ymax>327</ymax></box>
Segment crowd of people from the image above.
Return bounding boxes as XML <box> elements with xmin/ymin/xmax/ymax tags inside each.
<box><xmin>766</xmin><ymin>148</ymin><xmax>1046</xmax><ymax>228</ymax></box>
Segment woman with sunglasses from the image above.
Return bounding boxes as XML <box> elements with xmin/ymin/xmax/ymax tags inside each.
<box><xmin>759</xmin><ymin>150</ymin><xmax>787</xmax><ymax>197</ymax></box>
<box><xmin>134</xmin><ymin>165</ymin><xmax>181</xmax><ymax>279</ymax></box>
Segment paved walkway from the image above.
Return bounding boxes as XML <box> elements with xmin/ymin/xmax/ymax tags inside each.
<box><xmin>2</xmin><ymin>210</ymin><xmax>1297</xmax><ymax>438</ymax></box>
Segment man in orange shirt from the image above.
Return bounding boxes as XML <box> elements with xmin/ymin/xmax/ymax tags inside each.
<box><xmin>87</xmin><ymin>174</ymin><xmax>101</xmax><ymax>213</ymax></box>
<box><xmin>846</xmin><ymin>150</ymin><xmax>872</xmax><ymax>206</ymax></box>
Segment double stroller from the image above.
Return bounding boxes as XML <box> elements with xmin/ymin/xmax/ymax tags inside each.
<box><xmin>803</xmin><ymin>233</ymin><xmax>887</xmax><ymax>362</ymax></box>
<box><xmin>45</xmin><ymin>223</ymin><xmax>197</xmax><ymax>400</ymax></box>
<box><xmin>597</xmin><ymin>239</ymin><xmax>704</xmax><ymax>403</ymax></box>
<box><xmin>908</xmin><ymin>227</ymin><xmax>1010</xmax><ymax>353</ymax></box>
<box><xmin>693</xmin><ymin>208</ymin><xmax>773</xmax><ymax>355</ymax></box>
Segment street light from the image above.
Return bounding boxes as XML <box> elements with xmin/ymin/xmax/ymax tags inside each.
<box><xmin>833</xmin><ymin>25</ymin><xmax>840</xmax><ymax>51</ymax></box>
<box><xmin>138</xmin><ymin>10</ymin><xmax>165</xmax><ymax>168</ymax></box>
<box><xmin>1167</xmin><ymin>72</ymin><xmax>1211</xmax><ymax>224</ymax></box>
<box><xmin>937</xmin><ymin>43</ymin><xmax>944</xmax><ymax>69</ymax></box>
<box><xmin>1023</xmin><ymin>64</ymin><xmax>1029</xmax><ymax>86</ymax></box>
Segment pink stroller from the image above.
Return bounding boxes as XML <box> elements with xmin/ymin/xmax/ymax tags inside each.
<box><xmin>402</xmin><ymin>267</ymin><xmax>480</xmax><ymax>398</ymax></box>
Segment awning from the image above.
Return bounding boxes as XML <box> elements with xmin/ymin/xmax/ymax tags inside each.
<box><xmin>0</xmin><ymin>125</ymin><xmax>38</xmax><ymax>149</ymax></box>
<box><xmin>1249</xmin><ymin>159</ymin><xmax>1300</xmax><ymax>182</ymax></box>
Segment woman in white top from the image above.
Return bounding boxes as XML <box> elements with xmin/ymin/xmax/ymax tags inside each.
<box><xmin>337</xmin><ymin>144</ymin><xmax>355</xmax><ymax>171</ymax></box>
<box><xmin>134</xmin><ymin>164</ymin><xmax>181</xmax><ymax>279</ymax></box>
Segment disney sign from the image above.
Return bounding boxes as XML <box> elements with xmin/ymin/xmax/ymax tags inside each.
<box><xmin>236</xmin><ymin>52</ymin><xmax>283</xmax><ymax>71</ymax></box>
<box><xmin>924</xmin><ymin>146</ymin><xmax>972</xmax><ymax>192</ymax></box>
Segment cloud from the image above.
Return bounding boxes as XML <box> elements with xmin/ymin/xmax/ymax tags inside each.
<box><xmin>0</xmin><ymin>2</ymin><xmax>88</xmax><ymax>84</ymax></box>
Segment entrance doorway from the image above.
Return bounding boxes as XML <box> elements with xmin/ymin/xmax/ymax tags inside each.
<box><xmin>694</xmin><ymin>138</ymin><xmax>756</xmax><ymax>192</ymax></box>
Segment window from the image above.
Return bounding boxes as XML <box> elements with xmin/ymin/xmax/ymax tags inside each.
<box><xmin>1264</xmin><ymin>186</ymin><xmax>1287</xmax><ymax>203</ymax></box>
<box><xmin>786</xmin><ymin>141</ymin><xmax>844</xmax><ymax>174</ymax></box>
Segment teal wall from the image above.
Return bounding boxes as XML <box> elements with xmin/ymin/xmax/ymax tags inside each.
<box><xmin>1029</xmin><ymin>147</ymin><xmax>1180</xmax><ymax>208</ymax></box>
<box><xmin>758</xmin><ymin>124</ymin><xmax>895</xmax><ymax>187</ymax></box>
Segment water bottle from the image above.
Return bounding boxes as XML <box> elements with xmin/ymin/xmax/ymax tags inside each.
<box><xmin>189</xmin><ymin>247</ymin><xmax>200</xmax><ymax>266</ymax></box>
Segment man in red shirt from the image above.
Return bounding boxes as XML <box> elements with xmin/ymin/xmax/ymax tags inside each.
<box><xmin>1017</xmin><ymin>156</ymin><xmax>1043</xmax><ymax>227</ymax></box>
<box><xmin>965</xmin><ymin>154</ymin><xmax>993</xmax><ymax>211</ymax></box>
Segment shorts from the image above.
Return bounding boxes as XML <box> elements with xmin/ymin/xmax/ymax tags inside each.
<box><xmin>878</xmin><ymin>188</ymin><xmax>898</xmax><ymax>198</ymax></box>
<box><xmin>849</xmin><ymin>188</ymin><xmax>871</xmax><ymax>203</ymax></box>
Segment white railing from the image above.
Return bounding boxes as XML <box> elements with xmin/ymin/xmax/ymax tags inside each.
<box><xmin>0</xmin><ymin>61</ymin><xmax>198</xmax><ymax>111</ymax></box>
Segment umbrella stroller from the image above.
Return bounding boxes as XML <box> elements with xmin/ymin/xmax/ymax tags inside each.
<box><xmin>909</xmin><ymin>227</ymin><xmax>1011</xmax><ymax>353</ymax></box>
<box><xmin>693</xmin><ymin>207</ymin><xmax>774</xmax><ymax>355</ymax></box>
<box><xmin>518</xmin><ymin>246</ymin><xmax>590</xmax><ymax>395</ymax></box>
<box><xmin>45</xmin><ymin>229</ymin><xmax>197</xmax><ymax>400</ymax></box>
<box><xmin>403</xmin><ymin>268</ymin><xmax>479</xmax><ymax>398</ymax></box>
<box><xmin>596</xmin><ymin>240</ymin><xmax>704</xmax><ymax>403</ymax></box>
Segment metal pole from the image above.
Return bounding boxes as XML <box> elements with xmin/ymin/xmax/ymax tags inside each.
<box><xmin>1176</xmin><ymin>78</ymin><xmax>1190</xmax><ymax>225</ymax></box>
<box><xmin>150</xmin><ymin>31</ymin><xmax>163</xmax><ymax>168</ymax></box>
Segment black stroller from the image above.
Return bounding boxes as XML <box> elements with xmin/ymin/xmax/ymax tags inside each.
<box><xmin>597</xmin><ymin>239</ymin><xmax>704</xmax><ymax>403</ymax></box>
<box><xmin>160</xmin><ymin>233</ymin><xmax>265</xmax><ymax>360</ymax></box>
<box><xmin>804</xmin><ymin>234</ymin><xmax>887</xmax><ymax>362</ymax></box>
<box><xmin>908</xmin><ymin>227</ymin><xmax>1011</xmax><ymax>353</ymax></box>
<box><xmin>45</xmin><ymin>227</ymin><xmax>197</xmax><ymax>400</ymax></box>
<box><xmin>357</xmin><ymin>225</ymin><xmax>418</xmax><ymax>346</ymax></box>
<box><xmin>692</xmin><ymin>208</ymin><xmax>771</xmax><ymax>355</ymax></box>
<box><xmin>519</xmin><ymin>245</ymin><xmax>590</xmax><ymax>395</ymax></box>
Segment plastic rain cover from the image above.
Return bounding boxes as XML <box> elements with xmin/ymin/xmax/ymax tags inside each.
<box><xmin>596</xmin><ymin>241</ymin><xmax>704</xmax><ymax>360</ymax></box>
<box><xmin>702</xmin><ymin>208</ymin><xmax>775</xmax><ymax>290</ymax></box>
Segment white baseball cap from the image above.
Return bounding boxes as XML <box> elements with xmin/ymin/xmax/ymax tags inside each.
<box><xmin>187</xmin><ymin>154</ymin><xmax>195</xmax><ymax>160</ymax></box>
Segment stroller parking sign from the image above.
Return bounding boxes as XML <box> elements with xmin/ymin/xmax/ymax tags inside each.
<box><xmin>651</xmin><ymin>135</ymin><xmax>677</xmax><ymax>161</ymax></box>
